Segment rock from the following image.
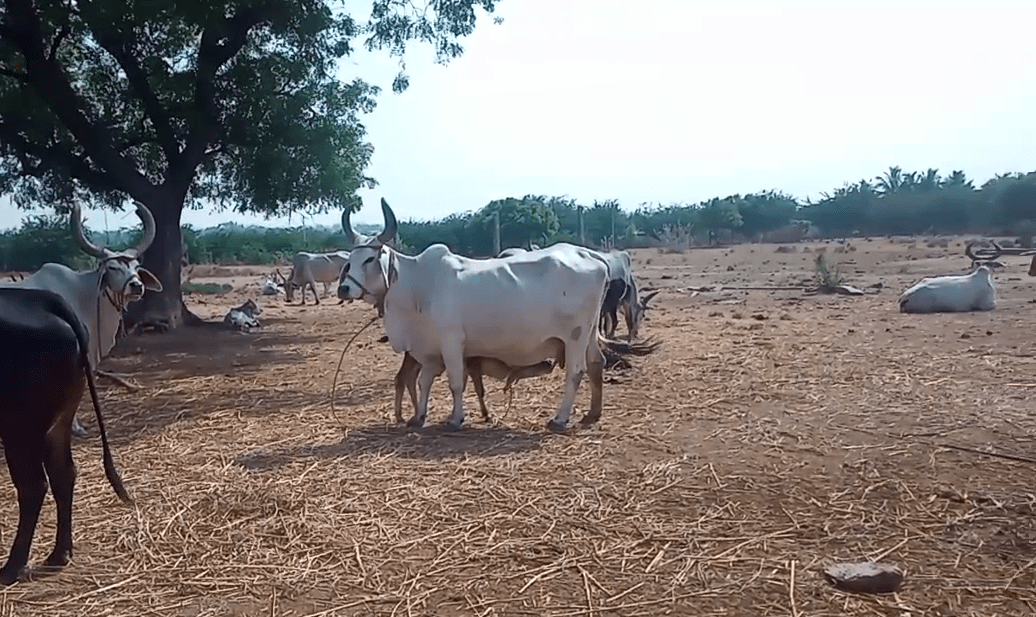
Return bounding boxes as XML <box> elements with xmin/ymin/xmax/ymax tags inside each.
<box><xmin>832</xmin><ymin>285</ymin><xmax>866</xmax><ymax>296</ymax></box>
<box><xmin>824</xmin><ymin>562</ymin><xmax>903</xmax><ymax>594</ymax></box>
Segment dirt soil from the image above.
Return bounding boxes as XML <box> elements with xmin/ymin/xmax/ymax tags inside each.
<box><xmin>1</xmin><ymin>235</ymin><xmax>1035</xmax><ymax>616</ymax></box>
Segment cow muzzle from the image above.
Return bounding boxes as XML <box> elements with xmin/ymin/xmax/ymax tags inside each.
<box><xmin>125</xmin><ymin>279</ymin><xmax>145</xmax><ymax>300</ymax></box>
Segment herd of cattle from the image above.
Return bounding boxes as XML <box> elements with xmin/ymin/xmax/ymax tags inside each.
<box><xmin>0</xmin><ymin>198</ymin><xmax>1031</xmax><ymax>586</ymax></box>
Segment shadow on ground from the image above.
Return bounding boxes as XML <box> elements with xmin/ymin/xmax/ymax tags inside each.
<box><xmin>235</xmin><ymin>422</ymin><xmax>548</xmax><ymax>469</ymax></box>
<box><xmin>101</xmin><ymin>317</ymin><xmax>319</xmax><ymax>381</ymax></box>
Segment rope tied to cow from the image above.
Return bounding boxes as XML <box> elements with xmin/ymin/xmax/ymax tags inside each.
<box><xmin>330</xmin><ymin>313</ymin><xmax>381</xmax><ymax>420</ymax></box>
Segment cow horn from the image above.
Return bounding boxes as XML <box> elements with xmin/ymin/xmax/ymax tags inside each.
<box><xmin>988</xmin><ymin>240</ymin><xmax>1003</xmax><ymax>261</ymax></box>
<box><xmin>964</xmin><ymin>242</ymin><xmax>978</xmax><ymax>262</ymax></box>
<box><xmin>341</xmin><ymin>202</ymin><xmax>364</xmax><ymax>248</ymax></box>
<box><xmin>641</xmin><ymin>289</ymin><xmax>661</xmax><ymax>307</ymax></box>
<box><xmin>127</xmin><ymin>202</ymin><xmax>157</xmax><ymax>257</ymax></box>
<box><xmin>71</xmin><ymin>203</ymin><xmax>110</xmax><ymax>258</ymax></box>
<box><xmin>377</xmin><ymin>197</ymin><xmax>398</xmax><ymax>246</ymax></box>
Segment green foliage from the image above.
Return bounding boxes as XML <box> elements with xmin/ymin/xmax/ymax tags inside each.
<box><xmin>0</xmin><ymin>0</ymin><xmax>501</xmax><ymax>324</ymax></box>
<box><xmin>5</xmin><ymin>166</ymin><xmax>1036</xmax><ymax>269</ymax></box>
<box><xmin>813</xmin><ymin>253</ymin><xmax>845</xmax><ymax>292</ymax></box>
<box><xmin>0</xmin><ymin>215</ymin><xmax>94</xmax><ymax>271</ymax></box>
<box><xmin>0</xmin><ymin>0</ymin><xmax>500</xmax><ymax>214</ymax></box>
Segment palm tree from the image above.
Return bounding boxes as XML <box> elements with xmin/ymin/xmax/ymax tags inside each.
<box><xmin>916</xmin><ymin>168</ymin><xmax>941</xmax><ymax>191</ymax></box>
<box><xmin>941</xmin><ymin>170</ymin><xmax>974</xmax><ymax>190</ymax></box>
<box><xmin>875</xmin><ymin>166</ymin><xmax>904</xmax><ymax>196</ymax></box>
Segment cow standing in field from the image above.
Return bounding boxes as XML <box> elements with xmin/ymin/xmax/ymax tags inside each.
<box><xmin>502</xmin><ymin>245</ymin><xmax>656</xmax><ymax>340</ymax></box>
<box><xmin>339</xmin><ymin>198</ymin><xmax>611</xmax><ymax>433</ymax></box>
<box><xmin>0</xmin><ymin>287</ymin><xmax>130</xmax><ymax>585</ymax></box>
<box><xmin>0</xmin><ymin>203</ymin><xmax>161</xmax><ymax>437</ymax></box>
<box><xmin>283</xmin><ymin>251</ymin><xmax>351</xmax><ymax>305</ymax></box>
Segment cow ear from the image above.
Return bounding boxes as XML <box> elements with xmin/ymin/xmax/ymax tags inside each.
<box><xmin>137</xmin><ymin>268</ymin><xmax>164</xmax><ymax>292</ymax></box>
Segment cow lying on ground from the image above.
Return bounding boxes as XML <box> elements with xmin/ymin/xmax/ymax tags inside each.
<box><xmin>899</xmin><ymin>243</ymin><xmax>1000</xmax><ymax>313</ymax></box>
<box><xmin>0</xmin><ymin>203</ymin><xmax>161</xmax><ymax>437</ymax></box>
<box><xmin>224</xmin><ymin>299</ymin><xmax>262</xmax><ymax>332</ymax></box>
<box><xmin>0</xmin><ymin>287</ymin><xmax>130</xmax><ymax>585</ymax></box>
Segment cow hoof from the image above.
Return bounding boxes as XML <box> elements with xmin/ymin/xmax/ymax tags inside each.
<box><xmin>0</xmin><ymin>564</ymin><xmax>21</xmax><ymax>586</ymax></box>
<box><xmin>43</xmin><ymin>549</ymin><xmax>71</xmax><ymax>568</ymax></box>
<box><xmin>406</xmin><ymin>416</ymin><xmax>425</xmax><ymax>429</ymax></box>
<box><xmin>546</xmin><ymin>419</ymin><xmax>569</xmax><ymax>434</ymax></box>
<box><xmin>444</xmin><ymin>421</ymin><xmax>464</xmax><ymax>432</ymax></box>
<box><xmin>578</xmin><ymin>414</ymin><xmax>600</xmax><ymax>427</ymax></box>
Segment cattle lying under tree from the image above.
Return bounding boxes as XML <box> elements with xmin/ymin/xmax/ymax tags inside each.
<box><xmin>0</xmin><ymin>203</ymin><xmax>161</xmax><ymax>437</ymax></box>
<box><xmin>0</xmin><ymin>286</ymin><xmax>130</xmax><ymax>585</ymax></box>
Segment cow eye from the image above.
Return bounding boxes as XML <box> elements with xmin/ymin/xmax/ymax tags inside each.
<box><xmin>363</xmin><ymin>256</ymin><xmax>376</xmax><ymax>266</ymax></box>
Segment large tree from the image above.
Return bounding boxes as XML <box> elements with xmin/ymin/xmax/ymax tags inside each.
<box><xmin>0</xmin><ymin>0</ymin><xmax>499</xmax><ymax>329</ymax></box>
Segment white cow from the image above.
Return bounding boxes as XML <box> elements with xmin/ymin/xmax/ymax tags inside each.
<box><xmin>338</xmin><ymin>198</ymin><xmax>610</xmax><ymax>433</ymax></box>
<box><xmin>899</xmin><ymin>242</ymin><xmax>1002</xmax><ymax>314</ymax></box>
<box><xmin>283</xmin><ymin>251</ymin><xmax>351</xmax><ymax>305</ymax></box>
<box><xmin>0</xmin><ymin>202</ymin><xmax>161</xmax><ymax>436</ymax></box>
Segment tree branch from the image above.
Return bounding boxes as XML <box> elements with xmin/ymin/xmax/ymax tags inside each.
<box><xmin>47</xmin><ymin>0</ymin><xmax>73</xmax><ymax>61</ymax></box>
<box><xmin>76</xmin><ymin>0</ymin><xmax>181</xmax><ymax>167</ymax></box>
<box><xmin>2</xmin><ymin>0</ymin><xmax>154</xmax><ymax>203</ymax></box>
<box><xmin>177</xmin><ymin>1</ymin><xmax>285</xmax><ymax>180</ymax></box>
<box><xmin>0</xmin><ymin>120</ymin><xmax>122</xmax><ymax>194</ymax></box>
<box><xmin>0</xmin><ymin>67</ymin><xmax>29</xmax><ymax>82</ymax></box>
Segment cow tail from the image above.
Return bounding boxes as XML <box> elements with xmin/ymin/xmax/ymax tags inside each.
<box><xmin>47</xmin><ymin>291</ymin><xmax>132</xmax><ymax>503</ymax></box>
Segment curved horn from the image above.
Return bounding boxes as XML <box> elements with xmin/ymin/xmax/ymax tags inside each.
<box><xmin>341</xmin><ymin>202</ymin><xmax>363</xmax><ymax>248</ymax></box>
<box><xmin>988</xmin><ymin>240</ymin><xmax>1003</xmax><ymax>261</ymax></box>
<box><xmin>640</xmin><ymin>289</ymin><xmax>661</xmax><ymax>307</ymax></box>
<box><xmin>127</xmin><ymin>202</ymin><xmax>156</xmax><ymax>257</ymax></box>
<box><xmin>964</xmin><ymin>242</ymin><xmax>978</xmax><ymax>262</ymax></box>
<box><xmin>377</xmin><ymin>197</ymin><xmax>398</xmax><ymax>246</ymax></box>
<box><xmin>71</xmin><ymin>203</ymin><xmax>109</xmax><ymax>259</ymax></box>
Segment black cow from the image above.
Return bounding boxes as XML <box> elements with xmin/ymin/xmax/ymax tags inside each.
<box><xmin>0</xmin><ymin>287</ymin><xmax>130</xmax><ymax>585</ymax></box>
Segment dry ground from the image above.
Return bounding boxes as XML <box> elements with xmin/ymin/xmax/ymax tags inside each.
<box><xmin>1</xmin><ymin>235</ymin><xmax>1035</xmax><ymax>616</ymax></box>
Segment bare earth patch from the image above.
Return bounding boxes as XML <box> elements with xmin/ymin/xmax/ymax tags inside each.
<box><xmin>1</xmin><ymin>235</ymin><xmax>1035</xmax><ymax>616</ymax></box>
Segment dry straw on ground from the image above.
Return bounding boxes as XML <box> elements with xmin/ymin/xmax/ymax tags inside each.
<box><xmin>0</xmin><ymin>238</ymin><xmax>1035</xmax><ymax>616</ymax></box>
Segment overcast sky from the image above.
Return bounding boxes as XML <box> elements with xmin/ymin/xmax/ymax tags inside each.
<box><xmin>2</xmin><ymin>0</ymin><xmax>1034</xmax><ymax>232</ymax></box>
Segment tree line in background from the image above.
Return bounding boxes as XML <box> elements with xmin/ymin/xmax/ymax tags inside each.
<box><xmin>2</xmin><ymin>166</ymin><xmax>1035</xmax><ymax>272</ymax></box>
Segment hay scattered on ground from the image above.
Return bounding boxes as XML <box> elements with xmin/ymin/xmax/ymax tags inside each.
<box><xmin>0</xmin><ymin>237</ymin><xmax>1035</xmax><ymax>616</ymax></box>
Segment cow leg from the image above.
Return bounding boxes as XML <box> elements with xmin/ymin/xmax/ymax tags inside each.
<box><xmin>42</xmin><ymin>427</ymin><xmax>75</xmax><ymax>569</ymax></box>
<box><xmin>547</xmin><ymin>343</ymin><xmax>587</xmax><ymax>433</ymax></box>
<box><xmin>468</xmin><ymin>361</ymin><xmax>491</xmax><ymax>423</ymax></box>
<box><xmin>580</xmin><ymin>354</ymin><xmax>605</xmax><ymax>427</ymax></box>
<box><xmin>0</xmin><ymin>442</ymin><xmax>47</xmax><ymax>585</ymax></box>
<box><xmin>309</xmin><ymin>280</ymin><xmax>320</xmax><ymax>306</ymax></box>
<box><xmin>394</xmin><ymin>354</ymin><xmax>420</xmax><ymax>424</ymax></box>
<box><xmin>442</xmin><ymin>345</ymin><xmax>468</xmax><ymax>432</ymax></box>
<box><xmin>409</xmin><ymin>360</ymin><xmax>443</xmax><ymax>428</ymax></box>
<box><xmin>70</xmin><ymin>414</ymin><xmax>88</xmax><ymax>438</ymax></box>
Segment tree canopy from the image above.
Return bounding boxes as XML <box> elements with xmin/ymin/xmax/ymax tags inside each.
<box><xmin>0</xmin><ymin>0</ymin><xmax>499</xmax><ymax>327</ymax></box>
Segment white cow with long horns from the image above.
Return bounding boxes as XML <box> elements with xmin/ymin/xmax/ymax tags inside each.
<box><xmin>0</xmin><ymin>203</ymin><xmax>161</xmax><ymax>436</ymax></box>
<box><xmin>337</xmin><ymin>198</ymin><xmax>610</xmax><ymax>432</ymax></box>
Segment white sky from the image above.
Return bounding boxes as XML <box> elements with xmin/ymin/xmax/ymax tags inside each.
<box><xmin>2</xmin><ymin>0</ymin><xmax>1034</xmax><ymax>231</ymax></box>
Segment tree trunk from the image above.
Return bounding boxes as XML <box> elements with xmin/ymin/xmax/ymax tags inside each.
<box><xmin>124</xmin><ymin>190</ymin><xmax>204</xmax><ymax>331</ymax></box>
